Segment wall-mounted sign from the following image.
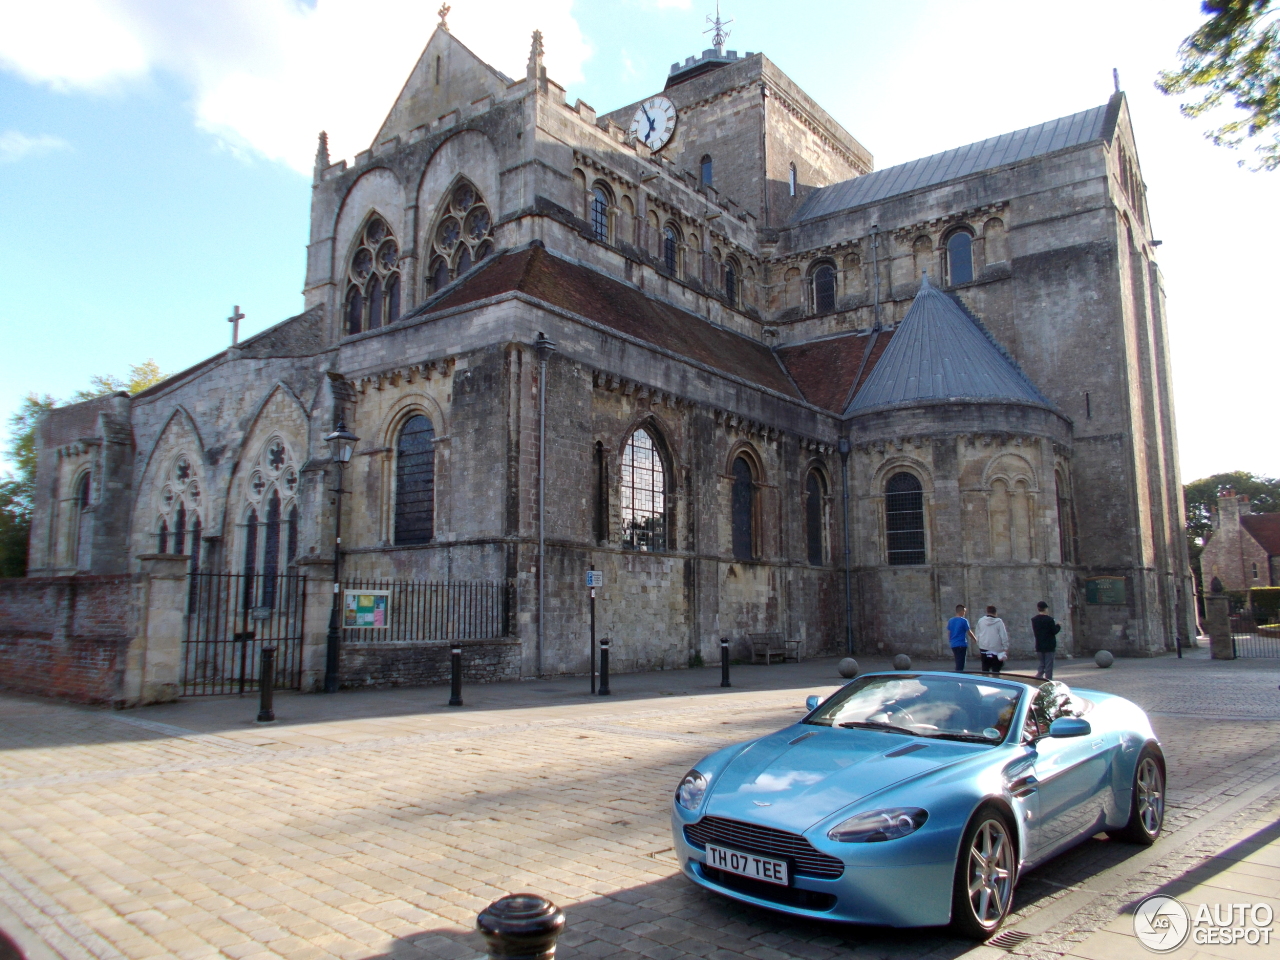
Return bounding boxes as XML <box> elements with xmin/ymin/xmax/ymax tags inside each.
<box><xmin>1085</xmin><ymin>577</ymin><xmax>1126</xmax><ymax>605</ymax></box>
<box><xmin>586</xmin><ymin>571</ymin><xmax>603</xmax><ymax>588</ymax></box>
<box><xmin>344</xmin><ymin>589</ymin><xmax>390</xmax><ymax>628</ymax></box>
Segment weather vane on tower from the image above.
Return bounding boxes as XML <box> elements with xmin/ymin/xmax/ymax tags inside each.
<box><xmin>705</xmin><ymin>1</ymin><xmax>732</xmax><ymax>48</ymax></box>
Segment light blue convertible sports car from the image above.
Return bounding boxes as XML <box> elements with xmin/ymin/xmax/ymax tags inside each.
<box><xmin>672</xmin><ymin>671</ymin><xmax>1165</xmax><ymax>938</ymax></box>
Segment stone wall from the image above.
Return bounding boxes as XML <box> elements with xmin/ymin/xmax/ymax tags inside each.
<box><xmin>338</xmin><ymin>637</ymin><xmax>521</xmax><ymax>688</ymax></box>
<box><xmin>0</xmin><ymin>575</ymin><xmax>134</xmax><ymax>703</ymax></box>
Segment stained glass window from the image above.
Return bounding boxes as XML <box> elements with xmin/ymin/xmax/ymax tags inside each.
<box><xmin>885</xmin><ymin>472</ymin><xmax>925</xmax><ymax>565</ymax></box>
<box><xmin>621</xmin><ymin>429</ymin><xmax>666</xmax><ymax>551</ymax></box>
<box><xmin>395</xmin><ymin>415</ymin><xmax>436</xmax><ymax>545</ymax></box>
<box><xmin>191</xmin><ymin>516</ymin><xmax>202</xmax><ymax>572</ymax></box>
<box><xmin>175</xmin><ymin>503</ymin><xmax>186</xmax><ymax>555</ymax></box>
<box><xmin>158</xmin><ymin>519</ymin><xmax>168</xmax><ymax>554</ymax></box>
<box><xmin>663</xmin><ymin>225</ymin><xmax>678</xmax><ymax>273</ymax></box>
<box><xmin>263</xmin><ymin>492</ymin><xmax>281</xmax><ymax>608</ymax></box>
<box><xmin>387</xmin><ymin>273</ymin><xmax>401</xmax><ymax>323</ymax></box>
<box><xmin>725</xmin><ymin>260</ymin><xmax>738</xmax><ymax>307</ymax></box>
<box><xmin>367</xmin><ymin>274</ymin><xmax>382</xmax><ymax>330</ymax></box>
<box><xmin>347</xmin><ymin>218</ymin><xmax>402</xmax><ymax>333</ymax></box>
<box><xmin>427</xmin><ymin>180</ymin><xmax>493</xmax><ymax>294</ymax></box>
<box><xmin>346</xmin><ymin>285</ymin><xmax>363</xmax><ymax>335</ymax></box>
<box><xmin>286</xmin><ymin>504</ymin><xmax>299</xmax><ymax>566</ymax></box>
<box><xmin>732</xmin><ymin>456</ymin><xmax>755</xmax><ymax>561</ymax></box>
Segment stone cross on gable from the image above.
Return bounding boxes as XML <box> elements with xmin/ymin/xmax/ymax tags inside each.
<box><xmin>228</xmin><ymin>305</ymin><xmax>244</xmax><ymax>346</ymax></box>
<box><xmin>438</xmin><ymin>3</ymin><xmax>450</xmax><ymax>29</ymax></box>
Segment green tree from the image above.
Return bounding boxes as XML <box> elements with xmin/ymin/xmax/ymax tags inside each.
<box><xmin>1157</xmin><ymin>1</ymin><xmax>1280</xmax><ymax>170</ymax></box>
<box><xmin>0</xmin><ymin>362</ymin><xmax>166</xmax><ymax>577</ymax></box>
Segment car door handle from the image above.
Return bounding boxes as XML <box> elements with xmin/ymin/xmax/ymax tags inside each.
<box><xmin>1009</xmin><ymin>775</ymin><xmax>1039</xmax><ymax>797</ymax></box>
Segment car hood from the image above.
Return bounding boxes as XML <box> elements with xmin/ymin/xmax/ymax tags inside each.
<box><xmin>703</xmin><ymin>726</ymin><xmax>983</xmax><ymax>832</ymax></box>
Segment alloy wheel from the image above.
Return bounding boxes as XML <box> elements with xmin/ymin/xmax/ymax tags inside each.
<box><xmin>967</xmin><ymin>818</ymin><xmax>1014</xmax><ymax>928</ymax></box>
<box><xmin>1136</xmin><ymin>757</ymin><xmax>1164</xmax><ymax>836</ymax></box>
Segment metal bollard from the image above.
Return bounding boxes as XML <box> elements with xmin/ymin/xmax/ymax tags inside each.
<box><xmin>448</xmin><ymin>646</ymin><xmax>463</xmax><ymax>707</ymax></box>
<box><xmin>720</xmin><ymin>638</ymin><xmax>731</xmax><ymax>687</ymax></box>
<box><xmin>477</xmin><ymin>893</ymin><xmax>565</xmax><ymax>960</ymax></box>
<box><xmin>256</xmin><ymin>647</ymin><xmax>276</xmax><ymax>723</ymax></box>
<box><xmin>598</xmin><ymin>639</ymin><xmax>611</xmax><ymax>696</ymax></box>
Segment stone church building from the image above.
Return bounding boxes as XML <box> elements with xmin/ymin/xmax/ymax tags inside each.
<box><xmin>22</xmin><ymin>21</ymin><xmax>1195</xmax><ymax>694</ymax></box>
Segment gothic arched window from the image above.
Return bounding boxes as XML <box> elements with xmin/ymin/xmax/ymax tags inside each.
<box><xmin>620</xmin><ymin>428</ymin><xmax>666</xmax><ymax>552</ymax></box>
<box><xmin>700</xmin><ymin>155</ymin><xmax>713</xmax><ymax>187</ymax></box>
<box><xmin>663</xmin><ymin>224</ymin><xmax>679</xmax><ymax>274</ymax></box>
<box><xmin>191</xmin><ymin>515</ymin><xmax>202</xmax><ymax>571</ymax></box>
<box><xmin>286</xmin><ymin>503</ymin><xmax>299</xmax><ymax>566</ymax></box>
<box><xmin>946</xmin><ymin>229</ymin><xmax>974</xmax><ymax>286</ymax></box>
<box><xmin>591</xmin><ymin>185</ymin><xmax>610</xmax><ymax>242</ymax></box>
<box><xmin>1055</xmin><ymin>469</ymin><xmax>1074</xmax><ymax>564</ymax></box>
<box><xmin>346</xmin><ymin>216</ymin><xmax>401</xmax><ymax>334</ymax></box>
<box><xmin>426</xmin><ymin>180</ymin><xmax>493</xmax><ymax>296</ymax></box>
<box><xmin>805</xmin><ymin>471</ymin><xmax>825</xmax><ymax>565</ymax></box>
<box><xmin>812</xmin><ymin>263</ymin><xmax>836</xmax><ymax>313</ymax></box>
<box><xmin>158</xmin><ymin>518</ymin><xmax>169</xmax><ymax>554</ymax></box>
<box><xmin>262</xmin><ymin>491</ymin><xmax>282</xmax><ymax>607</ymax></box>
<box><xmin>174</xmin><ymin>503</ymin><xmax>187</xmax><ymax>555</ymax></box>
<box><xmin>731</xmin><ymin>456</ymin><xmax>756</xmax><ymax>561</ymax></box>
<box><xmin>885</xmin><ymin>472</ymin><xmax>925</xmax><ymax>565</ymax></box>
<box><xmin>395</xmin><ymin>415</ymin><xmax>436</xmax><ymax>545</ymax></box>
<box><xmin>243</xmin><ymin>508</ymin><xmax>259</xmax><ymax>607</ymax></box>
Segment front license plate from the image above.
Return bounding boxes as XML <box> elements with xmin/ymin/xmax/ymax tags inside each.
<box><xmin>704</xmin><ymin>843</ymin><xmax>789</xmax><ymax>886</ymax></box>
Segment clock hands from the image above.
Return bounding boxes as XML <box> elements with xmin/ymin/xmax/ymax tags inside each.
<box><xmin>641</xmin><ymin>104</ymin><xmax>657</xmax><ymax>143</ymax></box>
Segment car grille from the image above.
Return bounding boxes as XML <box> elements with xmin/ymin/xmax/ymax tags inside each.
<box><xmin>684</xmin><ymin>816</ymin><xmax>844</xmax><ymax>879</ymax></box>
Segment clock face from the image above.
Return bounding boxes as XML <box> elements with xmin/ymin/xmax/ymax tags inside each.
<box><xmin>629</xmin><ymin>96</ymin><xmax>677</xmax><ymax>151</ymax></box>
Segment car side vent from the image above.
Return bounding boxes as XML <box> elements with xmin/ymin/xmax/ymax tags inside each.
<box><xmin>883</xmin><ymin>742</ymin><xmax>929</xmax><ymax>758</ymax></box>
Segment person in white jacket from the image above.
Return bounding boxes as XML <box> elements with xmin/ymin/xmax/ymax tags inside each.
<box><xmin>974</xmin><ymin>606</ymin><xmax>1009</xmax><ymax>675</ymax></box>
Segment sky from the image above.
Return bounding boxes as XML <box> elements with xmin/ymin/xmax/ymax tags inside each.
<box><xmin>0</xmin><ymin>0</ymin><xmax>1275</xmax><ymax>484</ymax></box>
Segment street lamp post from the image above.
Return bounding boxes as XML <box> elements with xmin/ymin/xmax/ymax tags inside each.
<box><xmin>322</xmin><ymin>420</ymin><xmax>359</xmax><ymax>694</ymax></box>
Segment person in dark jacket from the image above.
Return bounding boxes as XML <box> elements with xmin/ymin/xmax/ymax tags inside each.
<box><xmin>1031</xmin><ymin>601</ymin><xmax>1062</xmax><ymax>679</ymax></box>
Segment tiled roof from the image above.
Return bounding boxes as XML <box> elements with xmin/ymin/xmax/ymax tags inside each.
<box><xmin>428</xmin><ymin>246</ymin><xmax>801</xmax><ymax>398</ymax></box>
<box><xmin>845</xmin><ymin>275</ymin><xmax>1050</xmax><ymax>416</ymax></box>
<box><xmin>777</xmin><ymin>329</ymin><xmax>894</xmax><ymax>413</ymax></box>
<box><xmin>793</xmin><ymin>96</ymin><xmax>1118</xmax><ymax>222</ymax></box>
<box><xmin>1242</xmin><ymin>514</ymin><xmax>1280</xmax><ymax>557</ymax></box>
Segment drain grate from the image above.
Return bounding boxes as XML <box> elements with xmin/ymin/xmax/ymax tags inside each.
<box><xmin>987</xmin><ymin>930</ymin><xmax>1032</xmax><ymax>950</ymax></box>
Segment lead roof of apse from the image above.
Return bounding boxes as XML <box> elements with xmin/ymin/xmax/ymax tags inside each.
<box><xmin>844</xmin><ymin>276</ymin><xmax>1051</xmax><ymax>416</ymax></box>
<box><xmin>794</xmin><ymin>96</ymin><xmax>1119</xmax><ymax>222</ymax></box>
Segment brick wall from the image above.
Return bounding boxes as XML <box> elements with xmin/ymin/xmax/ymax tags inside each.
<box><xmin>338</xmin><ymin>637</ymin><xmax>521</xmax><ymax>688</ymax></box>
<box><xmin>0</xmin><ymin>575</ymin><xmax>134</xmax><ymax>703</ymax></box>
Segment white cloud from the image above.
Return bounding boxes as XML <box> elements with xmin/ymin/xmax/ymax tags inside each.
<box><xmin>0</xmin><ymin>131</ymin><xmax>71</xmax><ymax>163</ymax></box>
<box><xmin>0</xmin><ymin>0</ymin><xmax>591</xmax><ymax>175</ymax></box>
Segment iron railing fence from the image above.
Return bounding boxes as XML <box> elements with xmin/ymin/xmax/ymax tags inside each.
<box><xmin>1230</xmin><ymin>615</ymin><xmax>1280</xmax><ymax>658</ymax></box>
<box><xmin>340</xmin><ymin>579</ymin><xmax>506</xmax><ymax>643</ymax></box>
<box><xmin>183</xmin><ymin>572</ymin><xmax>307</xmax><ymax>696</ymax></box>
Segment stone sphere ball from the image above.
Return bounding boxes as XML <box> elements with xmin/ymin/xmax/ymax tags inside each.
<box><xmin>838</xmin><ymin>657</ymin><xmax>859</xmax><ymax>679</ymax></box>
<box><xmin>893</xmin><ymin>654</ymin><xmax>912</xmax><ymax>670</ymax></box>
<box><xmin>1095</xmin><ymin>650</ymin><xmax>1114</xmax><ymax>668</ymax></box>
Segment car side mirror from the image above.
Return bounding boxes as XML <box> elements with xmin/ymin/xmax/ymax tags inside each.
<box><xmin>806</xmin><ymin>695</ymin><xmax>821</xmax><ymax>711</ymax></box>
<box><xmin>1048</xmin><ymin>717</ymin><xmax>1091</xmax><ymax>738</ymax></box>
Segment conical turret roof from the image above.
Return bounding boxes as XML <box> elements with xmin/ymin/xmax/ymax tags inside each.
<box><xmin>845</xmin><ymin>275</ymin><xmax>1050</xmax><ymax>415</ymax></box>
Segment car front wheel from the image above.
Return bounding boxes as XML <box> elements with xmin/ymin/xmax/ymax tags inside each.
<box><xmin>1107</xmin><ymin>746</ymin><xmax>1164</xmax><ymax>845</ymax></box>
<box><xmin>951</xmin><ymin>804</ymin><xmax>1017</xmax><ymax>939</ymax></box>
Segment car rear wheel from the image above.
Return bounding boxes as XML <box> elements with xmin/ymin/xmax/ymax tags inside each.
<box><xmin>1107</xmin><ymin>746</ymin><xmax>1164</xmax><ymax>845</ymax></box>
<box><xmin>950</xmin><ymin>805</ymin><xmax>1017</xmax><ymax>939</ymax></box>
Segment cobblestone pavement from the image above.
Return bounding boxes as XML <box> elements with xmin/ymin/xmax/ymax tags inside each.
<box><xmin>0</xmin><ymin>647</ymin><xmax>1277</xmax><ymax>960</ymax></box>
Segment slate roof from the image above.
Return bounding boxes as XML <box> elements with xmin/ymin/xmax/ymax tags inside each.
<box><xmin>777</xmin><ymin>329</ymin><xmax>894</xmax><ymax>414</ymax></box>
<box><xmin>844</xmin><ymin>275</ymin><xmax>1050</xmax><ymax>416</ymax></box>
<box><xmin>794</xmin><ymin>96</ymin><xmax>1119</xmax><ymax>222</ymax></box>
<box><xmin>427</xmin><ymin>245</ymin><xmax>802</xmax><ymax>398</ymax></box>
<box><xmin>1242</xmin><ymin>514</ymin><xmax>1280</xmax><ymax>557</ymax></box>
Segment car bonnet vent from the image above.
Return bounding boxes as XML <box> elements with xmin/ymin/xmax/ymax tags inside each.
<box><xmin>883</xmin><ymin>742</ymin><xmax>929</xmax><ymax>758</ymax></box>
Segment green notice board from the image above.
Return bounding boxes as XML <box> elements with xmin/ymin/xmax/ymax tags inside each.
<box><xmin>344</xmin><ymin>590</ymin><xmax>390</xmax><ymax>628</ymax></box>
<box><xmin>1085</xmin><ymin>576</ymin><xmax>1126</xmax><ymax>605</ymax></box>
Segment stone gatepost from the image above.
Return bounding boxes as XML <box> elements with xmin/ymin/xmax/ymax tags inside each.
<box><xmin>294</xmin><ymin>556</ymin><xmax>336</xmax><ymax>692</ymax></box>
<box><xmin>125</xmin><ymin>554</ymin><xmax>191</xmax><ymax>705</ymax></box>
<box><xmin>1205</xmin><ymin>577</ymin><xmax>1234</xmax><ymax>661</ymax></box>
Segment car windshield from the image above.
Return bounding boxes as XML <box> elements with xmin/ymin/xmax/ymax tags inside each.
<box><xmin>805</xmin><ymin>674</ymin><xmax>1024</xmax><ymax>743</ymax></box>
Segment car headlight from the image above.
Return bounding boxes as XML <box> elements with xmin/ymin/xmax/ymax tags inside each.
<box><xmin>827</xmin><ymin>807</ymin><xmax>928</xmax><ymax>842</ymax></box>
<box><xmin>676</xmin><ymin>770</ymin><xmax>709</xmax><ymax>810</ymax></box>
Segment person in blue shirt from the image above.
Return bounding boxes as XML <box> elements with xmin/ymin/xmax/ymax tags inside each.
<box><xmin>947</xmin><ymin>604</ymin><xmax>978</xmax><ymax>672</ymax></box>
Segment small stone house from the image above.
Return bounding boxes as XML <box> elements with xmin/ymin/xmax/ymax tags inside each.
<box><xmin>1201</xmin><ymin>489</ymin><xmax>1280</xmax><ymax>592</ymax></box>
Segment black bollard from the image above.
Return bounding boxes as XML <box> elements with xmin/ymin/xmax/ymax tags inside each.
<box><xmin>448</xmin><ymin>646</ymin><xmax>463</xmax><ymax>707</ymax></box>
<box><xmin>477</xmin><ymin>893</ymin><xmax>565</xmax><ymax>960</ymax></box>
<box><xmin>598</xmin><ymin>639</ymin><xmax>611</xmax><ymax>696</ymax></box>
<box><xmin>256</xmin><ymin>647</ymin><xmax>276</xmax><ymax>723</ymax></box>
<box><xmin>720</xmin><ymin>638</ymin><xmax>731</xmax><ymax>687</ymax></box>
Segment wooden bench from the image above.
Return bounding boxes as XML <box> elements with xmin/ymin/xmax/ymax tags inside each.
<box><xmin>749</xmin><ymin>633</ymin><xmax>801</xmax><ymax>664</ymax></box>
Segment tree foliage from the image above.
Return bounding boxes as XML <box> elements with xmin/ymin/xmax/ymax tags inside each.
<box><xmin>0</xmin><ymin>362</ymin><xmax>166</xmax><ymax>577</ymax></box>
<box><xmin>1184</xmin><ymin>470</ymin><xmax>1280</xmax><ymax>557</ymax></box>
<box><xmin>1157</xmin><ymin>1</ymin><xmax>1280</xmax><ymax>170</ymax></box>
